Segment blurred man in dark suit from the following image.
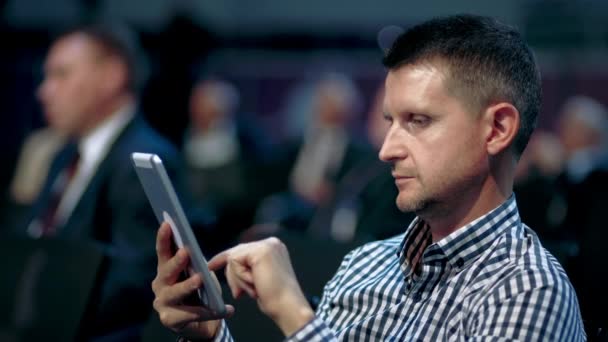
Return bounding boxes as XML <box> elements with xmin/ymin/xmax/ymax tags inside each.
<box><xmin>306</xmin><ymin>84</ymin><xmax>414</xmax><ymax>243</ymax></box>
<box><xmin>556</xmin><ymin>95</ymin><xmax>608</xmax><ymax>337</ymax></box>
<box><xmin>16</xmin><ymin>22</ymin><xmax>186</xmax><ymax>340</ymax></box>
<box><xmin>254</xmin><ymin>73</ymin><xmax>377</xmax><ymax>233</ymax></box>
<box><xmin>183</xmin><ymin>78</ymin><xmax>276</xmax><ymax>253</ymax></box>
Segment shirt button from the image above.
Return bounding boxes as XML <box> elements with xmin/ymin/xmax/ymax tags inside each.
<box><xmin>455</xmin><ymin>258</ymin><xmax>464</xmax><ymax>268</ymax></box>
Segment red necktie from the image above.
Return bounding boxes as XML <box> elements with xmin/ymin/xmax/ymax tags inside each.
<box><xmin>38</xmin><ymin>151</ymin><xmax>81</xmax><ymax>237</ymax></box>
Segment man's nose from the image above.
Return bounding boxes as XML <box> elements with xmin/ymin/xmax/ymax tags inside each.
<box><xmin>379</xmin><ymin>126</ymin><xmax>407</xmax><ymax>163</ymax></box>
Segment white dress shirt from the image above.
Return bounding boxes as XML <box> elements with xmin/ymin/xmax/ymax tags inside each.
<box><xmin>54</xmin><ymin>103</ymin><xmax>135</xmax><ymax>226</ymax></box>
<box><xmin>290</xmin><ymin>125</ymin><xmax>348</xmax><ymax>196</ymax></box>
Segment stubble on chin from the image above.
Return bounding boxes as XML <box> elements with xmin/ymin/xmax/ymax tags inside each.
<box><xmin>396</xmin><ymin>192</ymin><xmax>430</xmax><ymax>214</ymax></box>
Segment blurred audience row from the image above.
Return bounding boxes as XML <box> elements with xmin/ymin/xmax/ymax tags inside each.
<box><xmin>0</xmin><ymin>21</ymin><xmax>606</xmax><ymax>339</ymax></box>
<box><xmin>0</xmin><ymin>22</ymin><xmax>412</xmax><ymax>341</ymax></box>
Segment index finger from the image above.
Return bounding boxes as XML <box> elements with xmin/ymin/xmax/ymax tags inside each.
<box><xmin>208</xmin><ymin>250</ymin><xmax>229</xmax><ymax>271</ymax></box>
<box><xmin>156</xmin><ymin>222</ymin><xmax>173</xmax><ymax>264</ymax></box>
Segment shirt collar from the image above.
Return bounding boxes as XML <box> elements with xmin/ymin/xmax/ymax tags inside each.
<box><xmin>398</xmin><ymin>195</ymin><xmax>521</xmax><ymax>276</ymax></box>
<box><xmin>79</xmin><ymin>102</ymin><xmax>135</xmax><ymax>164</ymax></box>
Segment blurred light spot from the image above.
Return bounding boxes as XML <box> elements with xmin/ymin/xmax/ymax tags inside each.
<box><xmin>377</xmin><ymin>25</ymin><xmax>404</xmax><ymax>53</ymax></box>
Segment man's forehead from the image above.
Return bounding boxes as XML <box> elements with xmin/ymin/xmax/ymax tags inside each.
<box><xmin>385</xmin><ymin>61</ymin><xmax>447</xmax><ymax>84</ymax></box>
<box><xmin>47</xmin><ymin>33</ymin><xmax>98</xmax><ymax>65</ymax></box>
<box><xmin>55</xmin><ymin>33</ymin><xmax>95</xmax><ymax>52</ymax></box>
<box><xmin>382</xmin><ymin>63</ymin><xmax>447</xmax><ymax>112</ymax></box>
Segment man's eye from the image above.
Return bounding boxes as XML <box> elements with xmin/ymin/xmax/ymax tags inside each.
<box><xmin>410</xmin><ymin>115</ymin><xmax>430</xmax><ymax>126</ymax></box>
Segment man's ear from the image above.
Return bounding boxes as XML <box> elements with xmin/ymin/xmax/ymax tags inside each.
<box><xmin>101</xmin><ymin>57</ymin><xmax>129</xmax><ymax>94</ymax></box>
<box><xmin>484</xmin><ymin>102</ymin><xmax>520</xmax><ymax>156</ymax></box>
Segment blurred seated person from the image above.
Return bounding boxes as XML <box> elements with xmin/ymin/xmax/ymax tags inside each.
<box><xmin>246</xmin><ymin>84</ymin><xmax>414</xmax><ymax>243</ymax></box>
<box><xmin>183</xmin><ymin>78</ymin><xmax>276</xmax><ymax>252</ymax></box>
<box><xmin>555</xmin><ymin>95</ymin><xmax>608</xmax><ymax>336</ymax></box>
<box><xmin>558</xmin><ymin>95</ymin><xmax>608</xmax><ymax>185</ymax></box>
<box><xmin>306</xmin><ymin>85</ymin><xmax>414</xmax><ymax>242</ymax></box>
<box><xmin>2</xmin><ymin>127</ymin><xmax>66</xmax><ymax>229</ymax></box>
<box><xmin>254</xmin><ymin>73</ymin><xmax>377</xmax><ymax>233</ymax></box>
<box><xmin>514</xmin><ymin>131</ymin><xmax>567</xmax><ymax>240</ymax></box>
<box><xmin>11</xmin><ymin>128</ymin><xmax>66</xmax><ymax>205</ymax></box>
<box><xmin>556</xmin><ymin>95</ymin><xmax>608</xmax><ymax>241</ymax></box>
<box><xmin>11</xmin><ymin>22</ymin><xmax>197</xmax><ymax>340</ymax></box>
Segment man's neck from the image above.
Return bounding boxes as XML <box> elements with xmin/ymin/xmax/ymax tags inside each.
<box><xmin>426</xmin><ymin>188</ymin><xmax>510</xmax><ymax>243</ymax></box>
<box><xmin>423</xmin><ymin>158</ymin><xmax>515</xmax><ymax>242</ymax></box>
<box><xmin>78</xmin><ymin>101</ymin><xmax>134</xmax><ymax>163</ymax></box>
<box><xmin>77</xmin><ymin>93</ymin><xmax>134</xmax><ymax>138</ymax></box>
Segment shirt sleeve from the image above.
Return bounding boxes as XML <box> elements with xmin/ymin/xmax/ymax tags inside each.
<box><xmin>285</xmin><ymin>317</ymin><xmax>339</xmax><ymax>341</ymax></box>
<box><xmin>212</xmin><ymin>320</ymin><xmax>233</xmax><ymax>342</ymax></box>
<box><xmin>468</xmin><ymin>268</ymin><xmax>586</xmax><ymax>341</ymax></box>
<box><xmin>176</xmin><ymin>320</ymin><xmax>233</xmax><ymax>342</ymax></box>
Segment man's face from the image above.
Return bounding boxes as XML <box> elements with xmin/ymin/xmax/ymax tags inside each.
<box><xmin>189</xmin><ymin>84</ymin><xmax>223</xmax><ymax>131</ymax></box>
<box><xmin>557</xmin><ymin>110</ymin><xmax>598</xmax><ymax>158</ymax></box>
<box><xmin>380</xmin><ymin>62</ymin><xmax>489</xmax><ymax>215</ymax></box>
<box><xmin>37</xmin><ymin>34</ymin><xmax>107</xmax><ymax>137</ymax></box>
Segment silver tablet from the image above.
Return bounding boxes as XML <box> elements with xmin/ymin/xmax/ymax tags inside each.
<box><xmin>132</xmin><ymin>152</ymin><xmax>226</xmax><ymax>317</ymax></box>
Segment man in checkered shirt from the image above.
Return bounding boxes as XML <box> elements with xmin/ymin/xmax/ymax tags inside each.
<box><xmin>152</xmin><ymin>15</ymin><xmax>586</xmax><ymax>341</ymax></box>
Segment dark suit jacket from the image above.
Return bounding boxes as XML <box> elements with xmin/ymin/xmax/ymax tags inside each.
<box><xmin>276</xmin><ymin>137</ymin><xmax>376</xmax><ymax>194</ymax></box>
<box><xmin>22</xmin><ymin>115</ymin><xmax>184</xmax><ymax>338</ymax></box>
<box><xmin>259</xmin><ymin>137</ymin><xmax>386</xmax><ymax>232</ymax></box>
<box><xmin>559</xmin><ymin>168</ymin><xmax>608</xmax><ymax>335</ymax></box>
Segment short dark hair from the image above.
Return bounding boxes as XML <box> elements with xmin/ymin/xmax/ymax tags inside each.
<box><xmin>59</xmin><ymin>21</ymin><xmax>146</xmax><ymax>93</ymax></box>
<box><xmin>383</xmin><ymin>14</ymin><xmax>541</xmax><ymax>156</ymax></box>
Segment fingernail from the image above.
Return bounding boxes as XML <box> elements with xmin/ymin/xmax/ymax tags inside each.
<box><xmin>176</xmin><ymin>252</ymin><xmax>185</xmax><ymax>264</ymax></box>
<box><xmin>192</xmin><ymin>276</ymin><xmax>201</xmax><ymax>288</ymax></box>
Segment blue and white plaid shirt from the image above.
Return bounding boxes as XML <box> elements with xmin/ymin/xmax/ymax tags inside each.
<box><xmin>215</xmin><ymin>195</ymin><xmax>585</xmax><ymax>341</ymax></box>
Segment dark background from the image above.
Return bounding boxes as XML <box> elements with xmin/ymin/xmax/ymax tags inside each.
<box><xmin>1</xmin><ymin>0</ymin><xmax>607</xmax><ymax>340</ymax></box>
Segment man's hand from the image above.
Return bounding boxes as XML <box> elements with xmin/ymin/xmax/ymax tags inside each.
<box><xmin>208</xmin><ymin>237</ymin><xmax>315</xmax><ymax>336</ymax></box>
<box><xmin>151</xmin><ymin>223</ymin><xmax>234</xmax><ymax>341</ymax></box>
